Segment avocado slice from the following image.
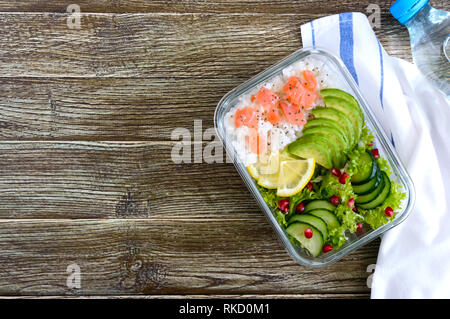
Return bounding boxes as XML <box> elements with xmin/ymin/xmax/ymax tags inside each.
<box><xmin>312</xmin><ymin>107</ymin><xmax>356</xmax><ymax>147</ymax></box>
<box><xmin>287</xmin><ymin>135</ymin><xmax>333</xmax><ymax>169</ymax></box>
<box><xmin>304</xmin><ymin>118</ymin><xmax>350</xmax><ymax>149</ymax></box>
<box><xmin>320</xmin><ymin>88</ymin><xmax>364</xmax><ymax>119</ymax></box>
<box><xmin>322</xmin><ymin>96</ymin><xmax>363</xmax><ymax>144</ymax></box>
<box><xmin>303</xmin><ymin>126</ymin><xmax>348</xmax><ymax>152</ymax></box>
<box><xmin>295</xmin><ymin>134</ymin><xmax>340</xmax><ymax>169</ymax></box>
<box><xmin>302</xmin><ymin>126</ymin><xmax>347</xmax><ymax>168</ymax></box>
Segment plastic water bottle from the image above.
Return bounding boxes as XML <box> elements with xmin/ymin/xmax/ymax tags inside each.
<box><xmin>390</xmin><ymin>0</ymin><xmax>449</xmax><ymax>96</ymax></box>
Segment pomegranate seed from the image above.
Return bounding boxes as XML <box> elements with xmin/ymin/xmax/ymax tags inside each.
<box><xmin>330</xmin><ymin>195</ymin><xmax>340</xmax><ymax>206</ymax></box>
<box><xmin>322</xmin><ymin>244</ymin><xmax>333</xmax><ymax>253</ymax></box>
<box><xmin>296</xmin><ymin>202</ymin><xmax>305</xmax><ymax>214</ymax></box>
<box><xmin>356</xmin><ymin>222</ymin><xmax>363</xmax><ymax>231</ymax></box>
<box><xmin>385</xmin><ymin>206</ymin><xmax>394</xmax><ymax>217</ymax></box>
<box><xmin>368</xmin><ymin>141</ymin><xmax>374</xmax><ymax>147</ymax></box>
<box><xmin>352</xmin><ymin>206</ymin><xmax>358</xmax><ymax>212</ymax></box>
<box><xmin>371</xmin><ymin>148</ymin><xmax>379</xmax><ymax>159</ymax></box>
<box><xmin>306</xmin><ymin>182</ymin><xmax>313</xmax><ymax>191</ymax></box>
<box><xmin>331</xmin><ymin>168</ymin><xmax>341</xmax><ymax>177</ymax></box>
<box><xmin>278</xmin><ymin>199</ymin><xmax>290</xmax><ymax>214</ymax></box>
<box><xmin>347</xmin><ymin>198</ymin><xmax>355</xmax><ymax>209</ymax></box>
<box><xmin>338</xmin><ymin>172</ymin><xmax>349</xmax><ymax>184</ymax></box>
<box><xmin>304</xmin><ymin>228</ymin><xmax>313</xmax><ymax>239</ymax></box>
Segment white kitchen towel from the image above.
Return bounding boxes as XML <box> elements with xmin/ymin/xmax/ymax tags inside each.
<box><xmin>301</xmin><ymin>12</ymin><xmax>450</xmax><ymax>298</ymax></box>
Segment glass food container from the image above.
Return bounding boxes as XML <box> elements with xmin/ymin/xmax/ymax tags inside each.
<box><xmin>214</xmin><ymin>47</ymin><xmax>415</xmax><ymax>266</ymax></box>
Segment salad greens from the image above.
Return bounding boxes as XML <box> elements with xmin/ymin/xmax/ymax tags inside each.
<box><xmin>258</xmin><ymin>124</ymin><xmax>406</xmax><ymax>251</ymax></box>
<box><xmin>359</xmin><ymin>179</ymin><xmax>405</xmax><ymax>230</ymax></box>
<box><xmin>255</xmin><ymin>87</ymin><xmax>406</xmax><ymax>256</ymax></box>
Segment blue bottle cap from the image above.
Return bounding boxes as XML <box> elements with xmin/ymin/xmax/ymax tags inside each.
<box><xmin>390</xmin><ymin>0</ymin><xmax>429</xmax><ymax>25</ymax></box>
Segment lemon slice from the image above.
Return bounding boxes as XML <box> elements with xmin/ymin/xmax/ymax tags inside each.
<box><xmin>257</xmin><ymin>171</ymin><xmax>279</xmax><ymax>189</ymax></box>
<box><xmin>247</xmin><ymin>164</ymin><xmax>259</xmax><ymax>181</ymax></box>
<box><xmin>247</xmin><ymin>150</ymin><xmax>280</xmax><ymax>182</ymax></box>
<box><xmin>258</xmin><ymin>151</ymin><xmax>279</xmax><ymax>175</ymax></box>
<box><xmin>256</xmin><ymin>150</ymin><xmax>280</xmax><ymax>189</ymax></box>
<box><xmin>277</xmin><ymin>158</ymin><xmax>315</xmax><ymax>197</ymax></box>
<box><xmin>247</xmin><ymin>164</ymin><xmax>260</xmax><ymax>180</ymax></box>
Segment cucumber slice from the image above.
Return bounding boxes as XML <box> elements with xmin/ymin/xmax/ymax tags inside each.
<box><xmin>286</xmin><ymin>222</ymin><xmax>324</xmax><ymax>257</ymax></box>
<box><xmin>355</xmin><ymin>171</ymin><xmax>386</xmax><ymax>204</ymax></box>
<box><xmin>304</xmin><ymin>200</ymin><xmax>336</xmax><ymax>213</ymax></box>
<box><xmin>351</xmin><ymin>150</ymin><xmax>377</xmax><ymax>185</ymax></box>
<box><xmin>352</xmin><ymin>169</ymin><xmax>381</xmax><ymax>195</ymax></box>
<box><xmin>357</xmin><ymin>172</ymin><xmax>391</xmax><ymax>209</ymax></box>
<box><xmin>288</xmin><ymin>214</ymin><xmax>329</xmax><ymax>241</ymax></box>
<box><xmin>306</xmin><ymin>209</ymin><xmax>340</xmax><ymax>230</ymax></box>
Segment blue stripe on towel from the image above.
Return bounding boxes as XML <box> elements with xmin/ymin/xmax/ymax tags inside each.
<box><xmin>310</xmin><ymin>21</ymin><xmax>316</xmax><ymax>48</ymax></box>
<box><xmin>377</xmin><ymin>40</ymin><xmax>385</xmax><ymax>110</ymax></box>
<box><xmin>339</xmin><ymin>13</ymin><xmax>359</xmax><ymax>85</ymax></box>
<box><xmin>391</xmin><ymin>132</ymin><xmax>396</xmax><ymax>148</ymax></box>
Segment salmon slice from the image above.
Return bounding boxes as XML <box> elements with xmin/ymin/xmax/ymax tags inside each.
<box><xmin>254</xmin><ymin>87</ymin><xmax>279</xmax><ymax>110</ymax></box>
<box><xmin>279</xmin><ymin>100</ymin><xmax>306</xmax><ymax>126</ymax></box>
<box><xmin>302</xmin><ymin>70</ymin><xmax>318</xmax><ymax>91</ymax></box>
<box><xmin>265</xmin><ymin>106</ymin><xmax>283</xmax><ymax>124</ymax></box>
<box><xmin>253</xmin><ymin>87</ymin><xmax>282</xmax><ymax>124</ymax></box>
<box><xmin>301</xmin><ymin>90</ymin><xmax>318</xmax><ymax>109</ymax></box>
<box><xmin>282</xmin><ymin>76</ymin><xmax>307</xmax><ymax>107</ymax></box>
<box><xmin>283</xmin><ymin>73</ymin><xmax>318</xmax><ymax>109</ymax></box>
<box><xmin>234</xmin><ymin>107</ymin><xmax>258</xmax><ymax>128</ymax></box>
<box><xmin>248</xmin><ymin>128</ymin><xmax>266</xmax><ymax>154</ymax></box>
<box><xmin>301</xmin><ymin>70</ymin><xmax>318</xmax><ymax>108</ymax></box>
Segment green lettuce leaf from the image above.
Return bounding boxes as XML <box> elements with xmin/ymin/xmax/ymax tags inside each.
<box><xmin>376</xmin><ymin>156</ymin><xmax>392</xmax><ymax>176</ymax></box>
<box><xmin>346</xmin><ymin>125</ymin><xmax>374</xmax><ymax>176</ymax></box>
<box><xmin>359</xmin><ymin>125</ymin><xmax>375</xmax><ymax>149</ymax></box>
<box><xmin>273</xmin><ymin>209</ymin><xmax>288</xmax><ymax>227</ymax></box>
<box><xmin>319</xmin><ymin>171</ymin><xmax>355</xmax><ymax>203</ymax></box>
<box><xmin>256</xmin><ymin>184</ymin><xmax>287</xmax><ymax>227</ymax></box>
<box><xmin>256</xmin><ymin>184</ymin><xmax>278</xmax><ymax>210</ymax></box>
<box><xmin>359</xmin><ymin>180</ymin><xmax>406</xmax><ymax>229</ymax></box>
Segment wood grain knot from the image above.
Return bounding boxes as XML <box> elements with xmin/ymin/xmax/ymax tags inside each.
<box><xmin>115</xmin><ymin>190</ymin><xmax>150</xmax><ymax>218</ymax></box>
<box><xmin>118</xmin><ymin>244</ymin><xmax>168</xmax><ymax>292</ymax></box>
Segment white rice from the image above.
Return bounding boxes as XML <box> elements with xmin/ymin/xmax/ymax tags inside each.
<box><xmin>224</xmin><ymin>56</ymin><xmax>345</xmax><ymax>166</ymax></box>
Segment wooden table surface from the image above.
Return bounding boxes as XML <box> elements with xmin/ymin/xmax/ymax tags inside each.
<box><xmin>0</xmin><ymin>0</ymin><xmax>446</xmax><ymax>298</ymax></box>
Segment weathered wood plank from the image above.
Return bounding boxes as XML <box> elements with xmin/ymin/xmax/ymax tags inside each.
<box><xmin>0</xmin><ymin>0</ymin><xmax>398</xmax><ymax>13</ymax></box>
<box><xmin>0</xmin><ymin>219</ymin><xmax>378</xmax><ymax>295</ymax></box>
<box><xmin>0</xmin><ymin>13</ymin><xmax>412</xmax><ymax>79</ymax></box>
<box><xmin>0</xmin><ymin>13</ymin><xmax>302</xmax><ymax>78</ymax></box>
<box><xmin>0</xmin><ymin>293</ymin><xmax>370</xmax><ymax>298</ymax></box>
<box><xmin>0</xmin><ymin>77</ymin><xmax>228</xmax><ymax>140</ymax></box>
<box><xmin>0</xmin><ymin>141</ymin><xmax>263</xmax><ymax>219</ymax></box>
<box><xmin>0</xmin><ymin>0</ymin><xmax>447</xmax><ymax>14</ymax></box>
